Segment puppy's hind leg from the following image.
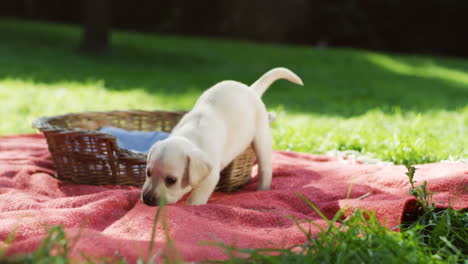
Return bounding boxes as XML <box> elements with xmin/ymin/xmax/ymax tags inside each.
<box><xmin>252</xmin><ymin>116</ymin><xmax>273</xmax><ymax>191</ymax></box>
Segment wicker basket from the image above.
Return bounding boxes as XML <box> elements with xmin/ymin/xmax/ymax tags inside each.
<box><xmin>32</xmin><ymin>110</ymin><xmax>256</xmax><ymax>192</ymax></box>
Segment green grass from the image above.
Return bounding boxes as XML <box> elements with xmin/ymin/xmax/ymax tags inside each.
<box><xmin>0</xmin><ymin>19</ymin><xmax>467</xmax><ymax>164</ymax></box>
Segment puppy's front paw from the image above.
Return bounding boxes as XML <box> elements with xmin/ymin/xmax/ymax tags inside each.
<box><xmin>186</xmin><ymin>196</ymin><xmax>208</xmax><ymax>205</ymax></box>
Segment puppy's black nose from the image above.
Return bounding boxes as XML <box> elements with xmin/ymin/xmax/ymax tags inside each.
<box><xmin>142</xmin><ymin>193</ymin><xmax>158</xmax><ymax>206</ymax></box>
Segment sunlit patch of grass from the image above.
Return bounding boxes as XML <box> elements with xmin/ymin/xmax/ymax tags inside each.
<box><xmin>365</xmin><ymin>53</ymin><xmax>468</xmax><ymax>86</ymax></box>
<box><xmin>0</xmin><ymin>19</ymin><xmax>467</xmax><ymax>165</ymax></box>
<box><xmin>272</xmin><ymin>108</ymin><xmax>467</xmax><ymax>164</ymax></box>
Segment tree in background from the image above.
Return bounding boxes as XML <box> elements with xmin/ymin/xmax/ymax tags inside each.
<box><xmin>79</xmin><ymin>0</ymin><xmax>111</xmax><ymax>53</ymax></box>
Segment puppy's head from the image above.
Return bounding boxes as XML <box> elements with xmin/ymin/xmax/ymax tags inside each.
<box><xmin>141</xmin><ymin>137</ymin><xmax>212</xmax><ymax>206</ymax></box>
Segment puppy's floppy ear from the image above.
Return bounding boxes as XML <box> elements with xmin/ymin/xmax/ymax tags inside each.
<box><xmin>187</xmin><ymin>149</ymin><xmax>213</xmax><ymax>187</ymax></box>
<box><xmin>146</xmin><ymin>146</ymin><xmax>153</xmax><ymax>164</ymax></box>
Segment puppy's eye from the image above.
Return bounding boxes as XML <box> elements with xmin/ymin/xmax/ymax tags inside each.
<box><xmin>146</xmin><ymin>169</ymin><xmax>151</xmax><ymax>178</ymax></box>
<box><xmin>165</xmin><ymin>176</ymin><xmax>177</xmax><ymax>186</ymax></box>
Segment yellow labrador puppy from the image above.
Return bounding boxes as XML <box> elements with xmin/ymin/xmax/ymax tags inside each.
<box><xmin>142</xmin><ymin>68</ymin><xmax>303</xmax><ymax>205</ymax></box>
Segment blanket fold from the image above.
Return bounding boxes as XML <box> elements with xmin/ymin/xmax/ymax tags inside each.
<box><xmin>0</xmin><ymin>134</ymin><xmax>466</xmax><ymax>262</ymax></box>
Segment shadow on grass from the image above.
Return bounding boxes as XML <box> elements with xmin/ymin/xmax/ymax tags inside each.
<box><xmin>0</xmin><ymin>19</ymin><xmax>467</xmax><ymax>117</ymax></box>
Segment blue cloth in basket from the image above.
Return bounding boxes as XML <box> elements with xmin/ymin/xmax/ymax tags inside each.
<box><xmin>99</xmin><ymin>126</ymin><xmax>170</xmax><ymax>154</ymax></box>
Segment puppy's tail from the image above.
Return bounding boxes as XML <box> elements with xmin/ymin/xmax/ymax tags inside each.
<box><xmin>250</xmin><ymin>67</ymin><xmax>303</xmax><ymax>96</ymax></box>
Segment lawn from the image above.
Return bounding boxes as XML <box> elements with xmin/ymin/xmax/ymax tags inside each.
<box><xmin>0</xmin><ymin>19</ymin><xmax>467</xmax><ymax>264</ymax></box>
<box><xmin>0</xmin><ymin>19</ymin><xmax>467</xmax><ymax>165</ymax></box>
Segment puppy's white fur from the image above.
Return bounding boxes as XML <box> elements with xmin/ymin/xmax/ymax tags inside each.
<box><xmin>142</xmin><ymin>68</ymin><xmax>303</xmax><ymax>205</ymax></box>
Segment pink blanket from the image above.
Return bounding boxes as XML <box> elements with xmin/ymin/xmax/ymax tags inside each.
<box><xmin>0</xmin><ymin>135</ymin><xmax>467</xmax><ymax>262</ymax></box>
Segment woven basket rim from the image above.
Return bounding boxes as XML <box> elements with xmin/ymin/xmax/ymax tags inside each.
<box><xmin>32</xmin><ymin>110</ymin><xmax>187</xmax><ymax>131</ymax></box>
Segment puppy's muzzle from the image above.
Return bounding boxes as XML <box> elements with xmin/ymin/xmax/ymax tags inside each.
<box><xmin>141</xmin><ymin>192</ymin><xmax>159</xmax><ymax>206</ymax></box>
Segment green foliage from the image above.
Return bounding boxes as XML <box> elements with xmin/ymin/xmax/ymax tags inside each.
<box><xmin>403</xmin><ymin>165</ymin><xmax>468</xmax><ymax>262</ymax></box>
<box><xmin>405</xmin><ymin>209</ymin><xmax>468</xmax><ymax>262</ymax></box>
<box><xmin>406</xmin><ymin>165</ymin><xmax>435</xmax><ymax>212</ymax></box>
<box><xmin>143</xmin><ymin>193</ymin><xmax>184</xmax><ymax>264</ymax></box>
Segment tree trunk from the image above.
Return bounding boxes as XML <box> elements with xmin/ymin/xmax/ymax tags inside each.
<box><xmin>79</xmin><ymin>0</ymin><xmax>111</xmax><ymax>53</ymax></box>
